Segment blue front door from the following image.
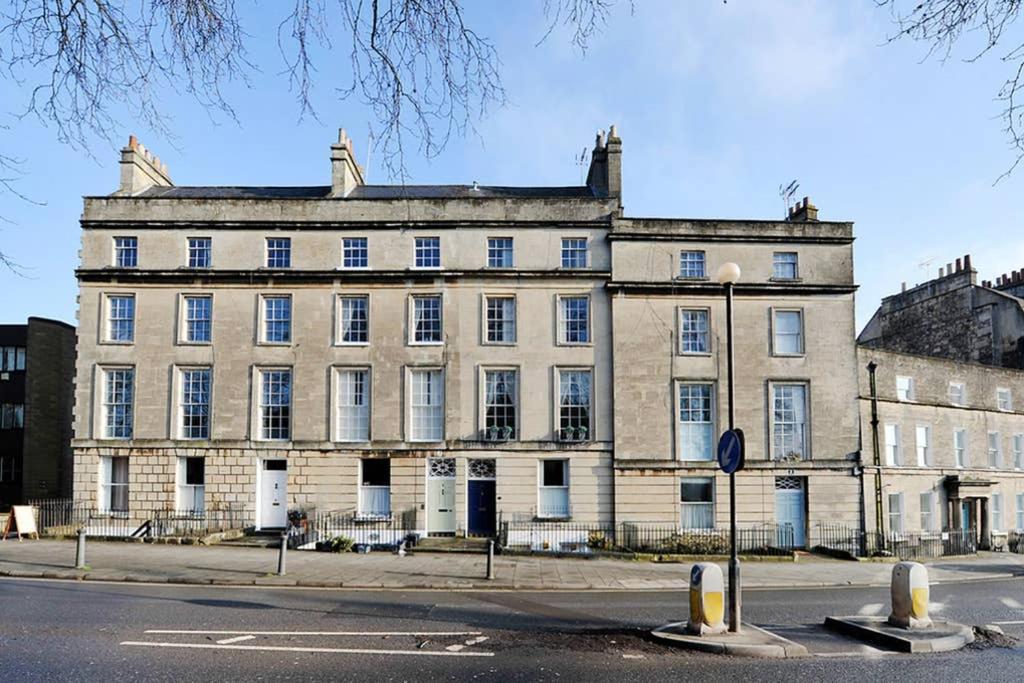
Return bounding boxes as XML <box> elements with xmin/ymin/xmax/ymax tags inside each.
<box><xmin>775</xmin><ymin>477</ymin><xmax>807</xmax><ymax>548</ymax></box>
<box><xmin>468</xmin><ymin>480</ymin><xmax>496</xmax><ymax>537</ymax></box>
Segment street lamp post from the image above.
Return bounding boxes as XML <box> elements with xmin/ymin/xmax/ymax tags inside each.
<box><xmin>716</xmin><ymin>261</ymin><xmax>742</xmax><ymax>633</ymax></box>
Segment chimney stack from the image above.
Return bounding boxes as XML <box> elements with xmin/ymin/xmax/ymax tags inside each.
<box><xmin>586</xmin><ymin>124</ymin><xmax>622</xmax><ymax>208</ymax></box>
<box><xmin>330</xmin><ymin>128</ymin><xmax>365</xmax><ymax>198</ymax></box>
<box><xmin>787</xmin><ymin>196</ymin><xmax>819</xmax><ymax>222</ymax></box>
<box><xmin>116</xmin><ymin>135</ymin><xmax>172</xmax><ymax>195</ymax></box>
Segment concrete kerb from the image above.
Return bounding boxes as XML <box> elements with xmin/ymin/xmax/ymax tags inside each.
<box><xmin>824</xmin><ymin>616</ymin><xmax>975</xmax><ymax>653</ymax></box>
<box><xmin>651</xmin><ymin>621</ymin><xmax>809</xmax><ymax>658</ymax></box>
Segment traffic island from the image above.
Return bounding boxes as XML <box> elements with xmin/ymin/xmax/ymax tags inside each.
<box><xmin>823</xmin><ymin>616</ymin><xmax>974</xmax><ymax>653</ymax></box>
<box><xmin>651</xmin><ymin>622</ymin><xmax>809</xmax><ymax>658</ymax></box>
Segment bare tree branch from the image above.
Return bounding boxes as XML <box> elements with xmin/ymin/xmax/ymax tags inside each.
<box><xmin>877</xmin><ymin>0</ymin><xmax>1024</xmax><ymax>181</ymax></box>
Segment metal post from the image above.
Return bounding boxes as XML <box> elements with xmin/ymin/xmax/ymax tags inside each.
<box><xmin>867</xmin><ymin>362</ymin><xmax>886</xmax><ymax>553</ymax></box>
<box><xmin>725</xmin><ymin>281</ymin><xmax>741</xmax><ymax>633</ymax></box>
<box><xmin>75</xmin><ymin>528</ymin><xmax>86</xmax><ymax>569</ymax></box>
<box><xmin>277</xmin><ymin>529</ymin><xmax>288</xmax><ymax>576</ymax></box>
<box><xmin>486</xmin><ymin>540</ymin><xmax>495</xmax><ymax>580</ymax></box>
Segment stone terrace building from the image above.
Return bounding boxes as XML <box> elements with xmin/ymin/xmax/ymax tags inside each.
<box><xmin>858</xmin><ymin>263</ymin><xmax>1024</xmax><ymax>547</ymax></box>
<box><xmin>73</xmin><ymin>128</ymin><xmax>861</xmax><ymax>543</ymax></box>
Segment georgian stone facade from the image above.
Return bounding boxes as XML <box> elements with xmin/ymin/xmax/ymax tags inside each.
<box><xmin>72</xmin><ymin>127</ymin><xmax>862</xmax><ymax>541</ymax></box>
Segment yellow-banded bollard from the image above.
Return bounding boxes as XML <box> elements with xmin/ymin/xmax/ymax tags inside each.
<box><xmin>687</xmin><ymin>562</ymin><xmax>727</xmax><ymax>635</ymax></box>
<box><xmin>888</xmin><ymin>561</ymin><xmax>932</xmax><ymax>629</ymax></box>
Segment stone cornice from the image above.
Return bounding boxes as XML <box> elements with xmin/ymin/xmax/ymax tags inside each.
<box><xmin>606</xmin><ymin>281</ymin><xmax>858</xmax><ymax>296</ymax></box>
<box><xmin>77</xmin><ymin>268</ymin><xmax>613</xmax><ymax>285</ymax></box>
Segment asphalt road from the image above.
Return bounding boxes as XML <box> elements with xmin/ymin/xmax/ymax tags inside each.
<box><xmin>1</xmin><ymin>576</ymin><xmax>1023</xmax><ymax>681</ymax></box>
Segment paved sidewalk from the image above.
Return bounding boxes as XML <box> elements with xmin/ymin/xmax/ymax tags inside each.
<box><xmin>0</xmin><ymin>540</ymin><xmax>1022</xmax><ymax>590</ymax></box>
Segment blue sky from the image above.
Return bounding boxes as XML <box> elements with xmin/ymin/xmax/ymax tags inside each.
<box><xmin>1</xmin><ymin>1</ymin><xmax>1021</xmax><ymax>329</ymax></box>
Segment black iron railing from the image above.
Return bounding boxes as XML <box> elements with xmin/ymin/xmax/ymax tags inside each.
<box><xmin>811</xmin><ymin>523</ymin><xmax>977</xmax><ymax>559</ymax></box>
<box><xmin>293</xmin><ymin>509</ymin><xmax>418</xmax><ymax>550</ymax></box>
<box><xmin>27</xmin><ymin>499</ymin><xmax>248</xmax><ymax>539</ymax></box>
<box><xmin>498</xmin><ymin>520</ymin><xmax>796</xmax><ymax>556</ymax></box>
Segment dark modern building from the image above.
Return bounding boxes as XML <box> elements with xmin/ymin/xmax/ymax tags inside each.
<box><xmin>0</xmin><ymin>317</ymin><xmax>76</xmax><ymax>509</ymax></box>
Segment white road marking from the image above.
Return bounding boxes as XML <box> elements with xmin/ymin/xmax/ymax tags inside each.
<box><xmin>1000</xmin><ymin>597</ymin><xmax>1023</xmax><ymax>609</ymax></box>
<box><xmin>216</xmin><ymin>635</ymin><xmax>256</xmax><ymax>645</ymax></box>
<box><xmin>857</xmin><ymin>603</ymin><xmax>883</xmax><ymax>616</ymax></box>
<box><xmin>622</xmin><ymin>654</ymin><xmax>645</xmax><ymax>659</ymax></box>
<box><xmin>121</xmin><ymin>641</ymin><xmax>494</xmax><ymax>658</ymax></box>
<box><xmin>993</xmin><ymin>620</ymin><xmax>1024</xmax><ymax>625</ymax></box>
<box><xmin>445</xmin><ymin>635</ymin><xmax>489</xmax><ymax>652</ymax></box>
<box><xmin>144</xmin><ymin>630</ymin><xmax>482</xmax><ymax>637</ymax></box>
<box><xmin>929</xmin><ymin>602</ymin><xmax>945</xmax><ymax>613</ymax></box>
<box><xmin>813</xmin><ymin>651</ymin><xmax>898</xmax><ymax>658</ymax></box>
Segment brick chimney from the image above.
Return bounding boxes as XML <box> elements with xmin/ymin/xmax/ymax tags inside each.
<box><xmin>330</xmin><ymin>128</ymin><xmax>365</xmax><ymax>198</ymax></box>
<box><xmin>116</xmin><ymin>135</ymin><xmax>172</xmax><ymax>195</ymax></box>
<box><xmin>787</xmin><ymin>196</ymin><xmax>819</xmax><ymax>222</ymax></box>
<box><xmin>586</xmin><ymin>124</ymin><xmax>622</xmax><ymax>206</ymax></box>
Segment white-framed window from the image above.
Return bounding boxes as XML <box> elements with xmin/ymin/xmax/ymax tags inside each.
<box><xmin>487</xmin><ymin>237</ymin><xmax>514</xmax><ymax>268</ymax></box>
<box><xmin>178</xmin><ymin>367</ymin><xmax>211</xmax><ymax>440</ymax></box>
<box><xmin>997</xmin><ymin>388</ymin><xmax>1013</xmax><ymax>411</ymax></box>
<box><xmin>558</xmin><ymin>369</ymin><xmax>592</xmax><ymax>442</ymax></box>
<box><xmin>258</xmin><ymin>369</ymin><xmax>292</xmax><ymax>441</ymax></box>
<box><xmin>102</xmin><ymin>368</ymin><xmax>134</xmax><ymax>439</ymax></box>
<box><xmin>337</xmin><ymin>295</ymin><xmax>369</xmax><ymax>345</ymax></box>
<box><xmin>771</xmin><ymin>383</ymin><xmax>808</xmax><ymax>460</ymax></box>
<box><xmin>560</xmin><ymin>237</ymin><xmax>588</xmax><ymax>269</ymax></box>
<box><xmin>105</xmin><ymin>294</ymin><xmax>135</xmax><ymax>342</ymax></box>
<box><xmin>538</xmin><ymin>459</ymin><xmax>570</xmax><ymax>519</ymax></box>
<box><xmin>558</xmin><ymin>295</ymin><xmax>590</xmax><ymax>344</ymax></box>
<box><xmin>773</xmin><ymin>252</ymin><xmax>799</xmax><ymax>279</ymax></box>
<box><xmin>414</xmin><ymin>236</ymin><xmax>441</xmax><ymax>268</ymax></box>
<box><xmin>919</xmin><ymin>491</ymin><xmax>935</xmax><ymax>532</ymax></box>
<box><xmin>182</xmin><ymin>295</ymin><xmax>212</xmax><ymax>343</ymax></box>
<box><xmin>359</xmin><ymin>458</ymin><xmax>391</xmax><ymax>519</ymax></box>
<box><xmin>678</xmin><ymin>383</ymin><xmax>714</xmax><ymax>461</ymax></box>
<box><xmin>334</xmin><ymin>368</ymin><xmax>370</xmax><ymax>442</ymax></box>
<box><xmin>483</xmin><ymin>369</ymin><xmax>517</xmax><ymax>441</ymax></box>
<box><xmin>0</xmin><ymin>347</ymin><xmax>26</xmax><ymax>371</ymax></box>
<box><xmin>888</xmin><ymin>492</ymin><xmax>905</xmax><ymax>534</ymax></box>
<box><xmin>885</xmin><ymin>424</ymin><xmax>902</xmax><ymax>466</ymax></box>
<box><xmin>988</xmin><ymin>432</ymin><xmax>1002</xmax><ymax>468</ymax></box>
<box><xmin>409</xmin><ymin>369</ymin><xmax>444</xmax><ymax>442</ymax></box>
<box><xmin>992</xmin><ymin>492</ymin><xmax>1004</xmax><ymax>531</ymax></box>
<box><xmin>0</xmin><ymin>456</ymin><xmax>18</xmax><ymax>483</ymax></box>
<box><xmin>680</xmin><ymin>478</ymin><xmax>714</xmax><ymax>529</ymax></box>
<box><xmin>678</xmin><ymin>309</ymin><xmax>709</xmax><ymax>354</ymax></box>
<box><xmin>1017</xmin><ymin>493</ymin><xmax>1024</xmax><ymax>530</ymax></box>
<box><xmin>896</xmin><ymin>376</ymin><xmax>915</xmax><ymax>402</ymax></box>
<box><xmin>772</xmin><ymin>309</ymin><xmax>804</xmax><ymax>355</ymax></box>
<box><xmin>266</xmin><ymin>237</ymin><xmax>291</xmax><ymax>268</ymax></box>
<box><xmin>948</xmin><ymin>382</ymin><xmax>966</xmax><ymax>406</ymax></box>
<box><xmin>954</xmin><ymin>428</ymin><xmax>968</xmax><ymax>468</ymax></box>
<box><xmin>411</xmin><ymin>294</ymin><xmax>443</xmax><ymax>344</ymax></box>
<box><xmin>484</xmin><ymin>295</ymin><xmax>516</xmax><ymax>344</ymax></box>
<box><xmin>1014</xmin><ymin>434</ymin><xmax>1024</xmax><ymax>470</ymax></box>
<box><xmin>261</xmin><ymin>295</ymin><xmax>292</xmax><ymax>344</ymax></box>
<box><xmin>187</xmin><ymin>237</ymin><xmax>212</xmax><ymax>268</ymax></box>
<box><xmin>342</xmin><ymin>237</ymin><xmax>369</xmax><ymax>268</ymax></box>
<box><xmin>176</xmin><ymin>457</ymin><xmax>205</xmax><ymax>512</ymax></box>
<box><xmin>915</xmin><ymin>425</ymin><xmax>932</xmax><ymax>467</ymax></box>
<box><xmin>99</xmin><ymin>455</ymin><xmax>129</xmax><ymax>512</ymax></box>
<box><xmin>114</xmin><ymin>236</ymin><xmax>138</xmax><ymax>268</ymax></box>
<box><xmin>0</xmin><ymin>403</ymin><xmax>24</xmax><ymax>429</ymax></box>
<box><xmin>678</xmin><ymin>250</ymin><xmax>706</xmax><ymax>278</ymax></box>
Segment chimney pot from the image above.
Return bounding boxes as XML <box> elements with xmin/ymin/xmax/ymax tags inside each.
<box><xmin>939</xmin><ymin>267</ymin><xmax>945</xmax><ymax>278</ymax></box>
<box><xmin>956</xmin><ymin>257</ymin><xmax>962</xmax><ymax>272</ymax></box>
<box><xmin>901</xmin><ymin>282</ymin><xmax>907</xmax><ymax>292</ymax></box>
<box><xmin>116</xmin><ymin>136</ymin><xmax>171</xmax><ymax>195</ymax></box>
<box><xmin>964</xmin><ymin>254</ymin><xmax>972</xmax><ymax>269</ymax></box>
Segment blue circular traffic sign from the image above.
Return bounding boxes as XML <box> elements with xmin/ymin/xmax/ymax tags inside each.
<box><xmin>718</xmin><ymin>429</ymin><xmax>745</xmax><ymax>474</ymax></box>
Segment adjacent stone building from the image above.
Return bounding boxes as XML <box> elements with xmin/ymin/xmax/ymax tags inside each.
<box><xmin>0</xmin><ymin>317</ymin><xmax>76</xmax><ymax>509</ymax></box>
<box><xmin>72</xmin><ymin>128</ymin><xmax>862</xmax><ymax>543</ymax></box>
<box><xmin>858</xmin><ymin>263</ymin><xmax>1024</xmax><ymax>547</ymax></box>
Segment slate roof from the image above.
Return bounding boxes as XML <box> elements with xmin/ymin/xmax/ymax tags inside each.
<box><xmin>137</xmin><ymin>184</ymin><xmax>598</xmax><ymax>200</ymax></box>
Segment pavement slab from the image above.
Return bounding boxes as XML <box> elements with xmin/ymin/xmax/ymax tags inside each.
<box><xmin>0</xmin><ymin>539</ymin><xmax>1022</xmax><ymax>591</ymax></box>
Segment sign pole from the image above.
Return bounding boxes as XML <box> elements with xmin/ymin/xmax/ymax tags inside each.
<box><xmin>725</xmin><ymin>280</ymin><xmax>741</xmax><ymax>633</ymax></box>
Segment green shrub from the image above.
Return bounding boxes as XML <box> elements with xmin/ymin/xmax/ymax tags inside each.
<box><xmin>587</xmin><ymin>530</ymin><xmax>613</xmax><ymax>551</ymax></box>
<box><xmin>664</xmin><ymin>532</ymin><xmax>728</xmax><ymax>555</ymax></box>
<box><xmin>329</xmin><ymin>535</ymin><xmax>355</xmax><ymax>553</ymax></box>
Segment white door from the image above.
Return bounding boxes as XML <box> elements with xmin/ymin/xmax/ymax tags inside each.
<box><xmin>427</xmin><ymin>458</ymin><xmax>456</xmax><ymax>535</ymax></box>
<box><xmin>774</xmin><ymin>477</ymin><xmax>806</xmax><ymax>547</ymax></box>
<box><xmin>259</xmin><ymin>460</ymin><xmax>288</xmax><ymax>529</ymax></box>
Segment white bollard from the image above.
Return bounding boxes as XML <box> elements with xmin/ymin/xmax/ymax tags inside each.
<box><xmin>687</xmin><ymin>562</ymin><xmax>727</xmax><ymax>635</ymax></box>
<box><xmin>888</xmin><ymin>561</ymin><xmax>932</xmax><ymax>629</ymax></box>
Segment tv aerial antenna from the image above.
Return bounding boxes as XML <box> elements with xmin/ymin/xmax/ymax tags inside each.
<box><xmin>577</xmin><ymin>147</ymin><xmax>590</xmax><ymax>184</ymax></box>
<box><xmin>779</xmin><ymin>180</ymin><xmax>799</xmax><ymax>219</ymax></box>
